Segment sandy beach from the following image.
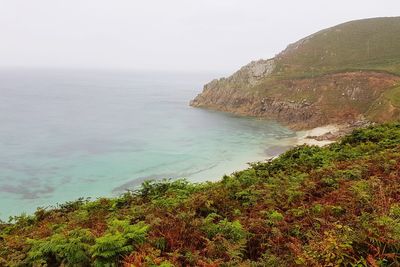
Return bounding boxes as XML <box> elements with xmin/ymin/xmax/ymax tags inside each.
<box><xmin>264</xmin><ymin>124</ymin><xmax>344</xmax><ymax>159</ymax></box>
<box><xmin>295</xmin><ymin>124</ymin><xmax>340</xmax><ymax>146</ymax></box>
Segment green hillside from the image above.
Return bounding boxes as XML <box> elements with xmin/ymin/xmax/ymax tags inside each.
<box><xmin>274</xmin><ymin>17</ymin><xmax>400</xmax><ymax>78</ymax></box>
<box><xmin>191</xmin><ymin>17</ymin><xmax>400</xmax><ymax>129</ymax></box>
<box><xmin>1</xmin><ymin>123</ymin><xmax>400</xmax><ymax>266</ymax></box>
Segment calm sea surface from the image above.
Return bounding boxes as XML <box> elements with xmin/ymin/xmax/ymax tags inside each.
<box><xmin>0</xmin><ymin>69</ymin><xmax>295</xmax><ymax>219</ymax></box>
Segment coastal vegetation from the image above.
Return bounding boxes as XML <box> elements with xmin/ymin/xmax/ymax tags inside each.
<box><xmin>1</xmin><ymin>123</ymin><xmax>400</xmax><ymax>266</ymax></box>
<box><xmin>190</xmin><ymin>17</ymin><xmax>400</xmax><ymax>129</ymax></box>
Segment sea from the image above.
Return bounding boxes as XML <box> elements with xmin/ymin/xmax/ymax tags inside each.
<box><xmin>0</xmin><ymin>68</ymin><xmax>296</xmax><ymax>219</ymax></box>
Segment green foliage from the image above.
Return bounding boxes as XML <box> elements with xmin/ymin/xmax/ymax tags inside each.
<box><xmin>300</xmin><ymin>224</ymin><xmax>355</xmax><ymax>266</ymax></box>
<box><xmin>330</xmin><ymin>205</ymin><xmax>346</xmax><ymax>217</ymax></box>
<box><xmin>341</xmin><ymin>123</ymin><xmax>400</xmax><ymax>147</ymax></box>
<box><xmin>57</xmin><ymin>197</ymin><xmax>91</xmax><ymax>212</ymax></box>
<box><xmin>69</xmin><ymin>209</ymin><xmax>90</xmax><ymax>223</ymax></box>
<box><xmin>390</xmin><ymin>204</ymin><xmax>400</xmax><ymax>219</ymax></box>
<box><xmin>202</xmin><ymin>213</ymin><xmax>247</xmax><ymax>242</ymax></box>
<box><xmin>265</xmin><ymin>210</ymin><xmax>284</xmax><ymax>226</ymax></box>
<box><xmin>350</xmin><ymin>180</ymin><xmax>372</xmax><ymax>203</ymax></box>
<box><xmin>139</xmin><ymin>178</ymin><xmax>200</xmax><ymax>209</ymax></box>
<box><xmin>7</xmin><ymin>213</ymin><xmax>36</xmax><ymax>227</ymax></box>
<box><xmin>383</xmin><ymin>84</ymin><xmax>400</xmax><ymax>108</ymax></box>
<box><xmin>2</xmin><ymin>123</ymin><xmax>400</xmax><ymax>266</ymax></box>
<box><xmin>92</xmin><ymin>233</ymin><xmax>132</xmax><ymax>266</ymax></box>
<box><xmin>139</xmin><ymin>179</ymin><xmax>196</xmax><ymax>199</ymax></box>
<box><xmin>263</xmin><ymin>145</ymin><xmax>332</xmax><ymax>175</ymax></box>
<box><xmin>158</xmin><ymin>261</ymin><xmax>175</xmax><ymax>267</ymax></box>
<box><xmin>92</xmin><ymin>220</ymin><xmax>149</xmax><ymax>265</ymax></box>
<box><xmin>27</xmin><ymin>229</ymin><xmax>94</xmax><ymax>266</ymax></box>
<box><xmin>257</xmin><ymin>251</ymin><xmax>282</xmax><ymax>267</ymax></box>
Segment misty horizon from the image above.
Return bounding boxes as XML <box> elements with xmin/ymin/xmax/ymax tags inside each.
<box><xmin>1</xmin><ymin>0</ymin><xmax>399</xmax><ymax>73</ymax></box>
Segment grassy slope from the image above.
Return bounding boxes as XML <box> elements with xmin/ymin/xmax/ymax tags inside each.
<box><xmin>249</xmin><ymin>17</ymin><xmax>400</xmax><ymax>125</ymax></box>
<box><xmin>385</xmin><ymin>85</ymin><xmax>400</xmax><ymax>107</ymax></box>
<box><xmin>273</xmin><ymin>17</ymin><xmax>400</xmax><ymax>78</ymax></box>
<box><xmin>192</xmin><ymin>17</ymin><xmax>400</xmax><ymax>128</ymax></box>
<box><xmin>1</xmin><ymin>123</ymin><xmax>400</xmax><ymax>266</ymax></box>
<box><xmin>366</xmin><ymin>85</ymin><xmax>400</xmax><ymax>122</ymax></box>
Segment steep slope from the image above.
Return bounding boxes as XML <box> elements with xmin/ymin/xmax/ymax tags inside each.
<box><xmin>191</xmin><ymin>17</ymin><xmax>400</xmax><ymax>129</ymax></box>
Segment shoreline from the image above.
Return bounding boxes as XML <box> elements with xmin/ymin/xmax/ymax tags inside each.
<box><xmin>266</xmin><ymin>119</ymin><xmax>373</xmax><ymax>160</ymax></box>
<box><xmin>264</xmin><ymin>122</ymin><xmax>367</xmax><ymax>159</ymax></box>
<box><xmin>295</xmin><ymin>124</ymin><xmax>341</xmax><ymax>146</ymax></box>
<box><xmin>0</xmin><ymin>122</ymin><xmax>364</xmax><ymax>220</ymax></box>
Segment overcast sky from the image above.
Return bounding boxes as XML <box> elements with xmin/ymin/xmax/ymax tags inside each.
<box><xmin>0</xmin><ymin>0</ymin><xmax>399</xmax><ymax>73</ymax></box>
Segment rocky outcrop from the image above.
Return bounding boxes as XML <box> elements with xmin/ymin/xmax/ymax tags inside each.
<box><xmin>190</xmin><ymin>59</ymin><xmax>275</xmax><ymax>109</ymax></box>
<box><xmin>190</xmin><ymin>59</ymin><xmax>275</xmax><ymax>106</ymax></box>
<box><xmin>237</xmin><ymin>59</ymin><xmax>275</xmax><ymax>86</ymax></box>
<box><xmin>191</xmin><ymin>71</ymin><xmax>400</xmax><ymax>129</ymax></box>
<box><xmin>191</xmin><ymin>17</ymin><xmax>400</xmax><ymax>129</ymax></box>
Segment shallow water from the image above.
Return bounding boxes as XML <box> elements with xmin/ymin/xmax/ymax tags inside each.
<box><xmin>0</xmin><ymin>69</ymin><xmax>295</xmax><ymax>219</ymax></box>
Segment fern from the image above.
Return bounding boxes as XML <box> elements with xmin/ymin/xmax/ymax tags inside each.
<box><xmin>92</xmin><ymin>233</ymin><xmax>132</xmax><ymax>266</ymax></box>
<box><xmin>27</xmin><ymin>228</ymin><xmax>94</xmax><ymax>266</ymax></box>
<box><xmin>92</xmin><ymin>220</ymin><xmax>149</xmax><ymax>265</ymax></box>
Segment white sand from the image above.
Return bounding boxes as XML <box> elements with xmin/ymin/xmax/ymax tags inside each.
<box><xmin>296</xmin><ymin>124</ymin><xmax>340</xmax><ymax>146</ymax></box>
<box><xmin>277</xmin><ymin>124</ymin><xmax>341</xmax><ymax>149</ymax></box>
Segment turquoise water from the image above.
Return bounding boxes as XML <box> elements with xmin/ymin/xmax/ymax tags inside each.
<box><xmin>0</xmin><ymin>69</ymin><xmax>295</xmax><ymax>219</ymax></box>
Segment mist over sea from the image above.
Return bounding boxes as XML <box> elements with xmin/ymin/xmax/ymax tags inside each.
<box><xmin>0</xmin><ymin>69</ymin><xmax>295</xmax><ymax>218</ymax></box>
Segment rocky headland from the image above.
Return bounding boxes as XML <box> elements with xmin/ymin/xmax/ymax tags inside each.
<box><xmin>191</xmin><ymin>17</ymin><xmax>400</xmax><ymax>131</ymax></box>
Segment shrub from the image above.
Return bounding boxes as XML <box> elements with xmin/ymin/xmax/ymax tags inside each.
<box><xmin>138</xmin><ymin>179</ymin><xmax>199</xmax><ymax>209</ymax></box>
<box><xmin>202</xmin><ymin>214</ymin><xmax>247</xmax><ymax>242</ymax></box>
<box><xmin>300</xmin><ymin>225</ymin><xmax>355</xmax><ymax>266</ymax></box>
<box><xmin>3</xmin><ymin>123</ymin><xmax>400</xmax><ymax>266</ymax></box>
<box><xmin>350</xmin><ymin>180</ymin><xmax>372</xmax><ymax>203</ymax></box>
<box><xmin>389</xmin><ymin>204</ymin><xmax>400</xmax><ymax>219</ymax></box>
<box><xmin>266</xmin><ymin>210</ymin><xmax>284</xmax><ymax>226</ymax></box>
<box><xmin>92</xmin><ymin>220</ymin><xmax>149</xmax><ymax>266</ymax></box>
<box><xmin>92</xmin><ymin>233</ymin><xmax>132</xmax><ymax>266</ymax></box>
<box><xmin>330</xmin><ymin>205</ymin><xmax>346</xmax><ymax>217</ymax></box>
<box><xmin>27</xmin><ymin>229</ymin><xmax>94</xmax><ymax>266</ymax></box>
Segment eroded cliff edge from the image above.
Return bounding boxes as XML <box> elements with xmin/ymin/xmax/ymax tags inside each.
<box><xmin>190</xmin><ymin>17</ymin><xmax>400</xmax><ymax>129</ymax></box>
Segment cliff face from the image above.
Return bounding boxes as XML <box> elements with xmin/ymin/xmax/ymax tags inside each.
<box><xmin>191</xmin><ymin>70</ymin><xmax>400</xmax><ymax>129</ymax></box>
<box><xmin>190</xmin><ymin>17</ymin><xmax>400</xmax><ymax>129</ymax></box>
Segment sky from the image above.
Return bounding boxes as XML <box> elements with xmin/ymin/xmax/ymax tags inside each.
<box><xmin>0</xmin><ymin>0</ymin><xmax>399</xmax><ymax>73</ymax></box>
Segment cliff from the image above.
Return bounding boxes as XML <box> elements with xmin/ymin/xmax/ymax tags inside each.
<box><xmin>191</xmin><ymin>17</ymin><xmax>400</xmax><ymax>129</ymax></box>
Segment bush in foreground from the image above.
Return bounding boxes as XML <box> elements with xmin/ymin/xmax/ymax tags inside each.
<box><xmin>1</xmin><ymin>123</ymin><xmax>400</xmax><ymax>266</ymax></box>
